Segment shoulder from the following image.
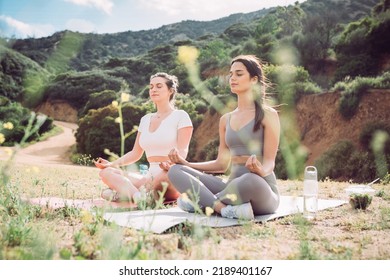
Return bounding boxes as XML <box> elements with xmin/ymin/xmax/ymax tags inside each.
<box><xmin>262</xmin><ymin>106</ymin><xmax>280</xmax><ymax>125</ymax></box>
<box><xmin>140</xmin><ymin>113</ymin><xmax>153</xmax><ymax>122</ymax></box>
<box><xmin>174</xmin><ymin>109</ymin><xmax>190</xmax><ymax>117</ymax></box>
<box><xmin>263</xmin><ymin>105</ymin><xmax>278</xmax><ymax>117</ymax></box>
<box><xmin>219</xmin><ymin>112</ymin><xmax>231</xmax><ymax>126</ymax></box>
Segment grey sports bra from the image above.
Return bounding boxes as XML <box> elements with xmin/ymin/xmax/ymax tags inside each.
<box><xmin>225</xmin><ymin>114</ymin><xmax>264</xmax><ymax>157</ymax></box>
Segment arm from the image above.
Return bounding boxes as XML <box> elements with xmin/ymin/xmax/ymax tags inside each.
<box><xmin>246</xmin><ymin>107</ymin><xmax>280</xmax><ymax>176</ymax></box>
<box><xmin>176</xmin><ymin>126</ymin><xmax>193</xmax><ymax>159</ymax></box>
<box><xmin>169</xmin><ymin>114</ymin><xmax>231</xmax><ymax>173</ymax></box>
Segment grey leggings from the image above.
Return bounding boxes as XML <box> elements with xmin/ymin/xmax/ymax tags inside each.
<box><xmin>168</xmin><ymin>164</ymin><xmax>280</xmax><ymax>215</ymax></box>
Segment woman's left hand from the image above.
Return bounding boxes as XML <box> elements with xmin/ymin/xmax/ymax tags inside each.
<box><xmin>159</xmin><ymin>161</ymin><xmax>174</xmax><ymax>171</ymax></box>
<box><xmin>245</xmin><ymin>155</ymin><xmax>265</xmax><ymax>176</ymax></box>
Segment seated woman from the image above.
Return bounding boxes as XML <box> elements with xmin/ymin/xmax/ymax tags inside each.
<box><xmin>94</xmin><ymin>72</ymin><xmax>193</xmax><ymax>203</ymax></box>
<box><xmin>167</xmin><ymin>55</ymin><xmax>280</xmax><ymax>219</ymax></box>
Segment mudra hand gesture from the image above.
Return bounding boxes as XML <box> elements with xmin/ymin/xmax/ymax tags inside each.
<box><xmin>168</xmin><ymin>148</ymin><xmax>188</xmax><ymax>165</ymax></box>
<box><xmin>93</xmin><ymin>157</ymin><xmax>112</xmax><ymax>169</ymax></box>
<box><xmin>245</xmin><ymin>154</ymin><xmax>266</xmax><ymax>177</ymax></box>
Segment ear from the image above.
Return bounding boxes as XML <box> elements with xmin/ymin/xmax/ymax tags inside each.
<box><xmin>251</xmin><ymin>76</ymin><xmax>258</xmax><ymax>84</ymax></box>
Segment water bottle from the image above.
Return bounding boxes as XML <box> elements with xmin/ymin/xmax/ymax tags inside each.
<box><xmin>303</xmin><ymin>166</ymin><xmax>318</xmax><ymax>220</ymax></box>
<box><xmin>139</xmin><ymin>164</ymin><xmax>148</xmax><ymax>175</ymax></box>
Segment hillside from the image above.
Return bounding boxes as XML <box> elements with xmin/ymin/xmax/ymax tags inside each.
<box><xmin>192</xmin><ymin>89</ymin><xmax>390</xmax><ymax>166</ymax></box>
<box><xmin>7</xmin><ymin>9</ymin><xmax>270</xmax><ymax>71</ymax></box>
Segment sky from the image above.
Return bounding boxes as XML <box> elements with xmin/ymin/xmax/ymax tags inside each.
<box><xmin>0</xmin><ymin>0</ymin><xmax>306</xmax><ymax>39</ymax></box>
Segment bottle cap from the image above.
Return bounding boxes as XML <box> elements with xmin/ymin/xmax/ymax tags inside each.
<box><xmin>304</xmin><ymin>166</ymin><xmax>317</xmax><ymax>181</ymax></box>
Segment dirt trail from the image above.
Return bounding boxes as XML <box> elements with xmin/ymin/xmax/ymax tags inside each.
<box><xmin>0</xmin><ymin>121</ymin><xmax>77</xmax><ymax>166</ymax></box>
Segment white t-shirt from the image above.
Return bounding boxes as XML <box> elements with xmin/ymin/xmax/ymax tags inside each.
<box><xmin>138</xmin><ymin>110</ymin><xmax>192</xmax><ymax>158</ymax></box>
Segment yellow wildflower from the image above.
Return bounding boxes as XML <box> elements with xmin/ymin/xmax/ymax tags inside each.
<box><xmin>32</xmin><ymin>166</ymin><xmax>40</xmax><ymax>173</ymax></box>
<box><xmin>4</xmin><ymin>148</ymin><xmax>13</xmax><ymax>156</ymax></box>
<box><xmin>112</xmin><ymin>100</ymin><xmax>119</xmax><ymax>108</ymax></box>
<box><xmin>178</xmin><ymin>46</ymin><xmax>199</xmax><ymax>66</ymax></box>
<box><xmin>225</xmin><ymin>194</ymin><xmax>237</xmax><ymax>202</ymax></box>
<box><xmin>115</xmin><ymin>117</ymin><xmax>122</xmax><ymax>123</ymax></box>
<box><xmin>205</xmin><ymin>206</ymin><xmax>214</xmax><ymax>216</ymax></box>
<box><xmin>0</xmin><ymin>133</ymin><xmax>5</xmax><ymax>144</ymax></box>
<box><xmin>121</xmin><ymin>92</ymin><xmax>130</xmax><ymax>103</ymax></box>
<box><xmin>3</xmin><ymin>122</ymin><xmax>14</xmax><ymax>130</ymax></box>
<box><xmin>181</xmin><ymin>193</ymin><xmax>190</xmax><ymax>202</ymax></box>
<box><xmin>80</xmin><ymin>210</ymin><xmax>93</xmax><ymax>224</ymax></box>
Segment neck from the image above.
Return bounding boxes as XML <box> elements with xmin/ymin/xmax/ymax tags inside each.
<box><xmin>155</xmin><ymin>103</ymin><xmax>174</xmax><ymax>118</ymax></box>
<box><xmin>237</xmin><ymin>92</ymin><xmax>255</xmax><ymax>111</ymax></box>
<box><xmin>155</xmin><ymin>102</ymin><xmax>174</xmax><ymax>114</ymax></box>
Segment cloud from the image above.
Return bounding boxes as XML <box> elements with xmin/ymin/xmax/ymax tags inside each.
<box><xmin>66</xmin><ymin>18</ymin><xmax>96</xmax><ymax>33</ymax></box>
<box><xmin>0</xmin><ymin>15</ymin><xmax>55</xmax><ymax>38</ymax></box>
<box><xmin>137</xmin><ymin>0</ymin><xmax>306</xmax><ymax>20</ymax></box>
<box><xmin>64</xmin><ymin>0</ymin><xmax>114</xmax><ymax>15</ymax></box>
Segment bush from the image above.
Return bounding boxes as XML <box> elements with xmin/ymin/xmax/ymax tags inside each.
<box><xmin>75</xmin><ymin>103</ymin><xmax>146</xmax><ymax>159</ymax></box>
<box><xmin>0</xmin><ymin>102</ymin><xmax>53</xmax><ymax>145</ymax></box>
<box><xmin>265</xmin><ymin>64</ymin><xmax>321</xmax><ymax>104</ymax></box>
<box><xmin>43</xmin><ymin>71</ymin><xmax>124</xmax><ymax>111</ymax></box>
<box><xmin>315</xmin><ymin>140</ymin><xmax>380</xmax><ymax>183</ymax></box>
<box><xmin>198</xmin><ymin>138</ymin><xmax>219</xmax><ymax>162</ymax></box>
<box><xmin>80</xmin><ymin>90</ymin><xmax>117</xmax><ymax>117</ymax></box>
<box><xmin>334</xmin><ymin>73</ymin><xmax>390</xmax><ymax>119</ymax></box>
<box><xmin>360</xmin><ymin>122</ymin><xmax>390</xmax><ymax>153</ymax></box>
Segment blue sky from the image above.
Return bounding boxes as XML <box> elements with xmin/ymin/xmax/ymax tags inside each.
<box><xmin>0</xmin><ymin>0</ymin><xmax>306</xmax><ymax>39</ymax></box>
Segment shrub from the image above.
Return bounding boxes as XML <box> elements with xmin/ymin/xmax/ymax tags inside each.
<box><xmin>75</xmin><ymin>103</ymin><xmax>146</xmax><ymax>159</ymax></box>
<box><xmin>198</xmin><ymin>138</ymin><xmax>219</xmax><ymax>162</ymax></box>
<box><xmin>80</xmin><ymin>90</ymin><xmax>117</xmax><ymax>117</ymax></box>
<box><xmin>265</xmin><ymin>64</ymin><xmax>321</xmax><ymax>104</ymax></box>
<box><xmin>315</xmin><ymin>140</ymin><xmax>379</xmax><ymax>183</ymax></box>
<box><xmin>334</xmin><ymin>73</ymin><xmax>390</xmax><ymax>119</ymax></box>
<box><xmin>0</xmin><ymin>102</ymin><xmax>53</xmax><ymax>145</ymax></box>
<box><xmin>360</xmin><ymin>122</ymin><xmax>390</xmax><ymax>153</ymax></box>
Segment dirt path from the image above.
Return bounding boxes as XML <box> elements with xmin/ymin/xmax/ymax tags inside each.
<box><xmin>0</xmin><ymin>121</ymin><xmax>77</xmax><ymax>166</ymax></box>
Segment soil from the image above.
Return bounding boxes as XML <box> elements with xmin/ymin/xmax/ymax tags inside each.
<box><xmin>193</xmin><ymin>89</ymin><xmax>390</xmax><ymax>165</ymax></box>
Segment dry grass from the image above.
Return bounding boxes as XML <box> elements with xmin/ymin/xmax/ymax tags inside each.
<box><xmin>2</xmin><ymin>161</ymin><xmax>390</xmax><ymax>260</ymax></box>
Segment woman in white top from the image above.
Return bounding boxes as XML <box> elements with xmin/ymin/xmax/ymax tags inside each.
<box><xmin>94</xmin><ymin>72</ymin><xmax>193</xmax><ymax>203</ymax></box>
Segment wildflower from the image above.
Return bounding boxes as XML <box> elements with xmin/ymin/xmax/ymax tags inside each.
<box><xmin>112</xmin><ymin>100</ymin><xmax>119</xmax><ymax>108</ymax></box>
<box><xmin>115</xmin><ymin>117</ymin><xmax>122</xmax><ymax>123</ymax></box>
<box><xmin>4</xmin><ymin>148</ymin><xmax>13</xmax><ymax>156</ymax></box>
<box><xmin>32</xmin><ymin>166</ymin><xmax>40</xmax><ymax>173</ymax></box>
<box><xmin>181</xmin><ymin>193</ymin><xmax>190</xmax><ymax>202</ymax></box>
<box><xmin>205</xmin><ymin>206</ymin><xmax>214</xmax><ymax>216</ymax></box>
<box><xmin>0</xmin><ymin>133</ymin><xmax>5</xmax><ymax>144</ymax></box>
<box><xmin>104</xmin><ymin>148</ymin><xmax>110</xmax><ymax>155</ymax></box>
<box><xmin>3</xmin><ymin>122</ymin><xmax>14</xmax><ymax>130</ymax></box>
<box><xmin>121</xmin><ymin>92</ymin><xmax>130</xmax><ymax>103</ymax></box>
<box><xmin>178</xmin><ymin>46</ymin><xmax>199</xmax><ymax>66</ymax></box>
<box><xmin>80</xmin><ymin>210</ymin><xmax>93</xmax><ymax>224</ymax></box>
<box><xmin>225</xmin><ymin>194</ymin><xmax>237</xmax><ymax>202</ymax></box>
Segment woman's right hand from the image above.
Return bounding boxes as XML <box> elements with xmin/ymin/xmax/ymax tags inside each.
<box><xmin>93</xmin><ymin>157</ymin><xmax>111</xmax><ymax>169</ymax></box>
<box><xmin>168</xmin><ymin>148</ymin><xmax>188</xmax><ymax>165</ymax></box>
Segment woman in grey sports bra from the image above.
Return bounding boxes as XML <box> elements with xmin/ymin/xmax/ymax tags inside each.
<box><xmin>167</xmin><ymin>54</ymin><xmax>280</xmax><ymax>220</ymax></box>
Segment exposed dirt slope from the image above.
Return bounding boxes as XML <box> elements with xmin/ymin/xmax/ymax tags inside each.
<box><xmin>296</xmin><ymin>89</ymin><xmax>390</xmax><ymax>164</ymax></box>
<box><xmin>193</xmin><ymin>89</ymin><xmax>390</xmax><ymax>165</ymax></box>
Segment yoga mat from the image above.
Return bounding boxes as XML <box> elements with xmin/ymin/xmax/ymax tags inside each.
<box><xmin>24</xmin><ymin>197</ymin><xmax>137</xmax><ymax>210</ymax></box>
<box><xmin>103</xmin><ymin>196</ymin><xmax>347</xmax><ymax>234</ymax></box>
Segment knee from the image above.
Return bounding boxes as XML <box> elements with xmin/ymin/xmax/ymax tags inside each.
<box><xmin>241</xmin><ymin>173</ymin><xmax>266</xmax><ymax>191</ymax></box>
<box><xmin>99</xmin><ymin>167</ymin><xmax>116</xmax><ymax>179</ymax></box>
<box><xmin>167</xmin><ymin>164</ymin><xmax>183</xmax><ymax>182</ymax></box>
